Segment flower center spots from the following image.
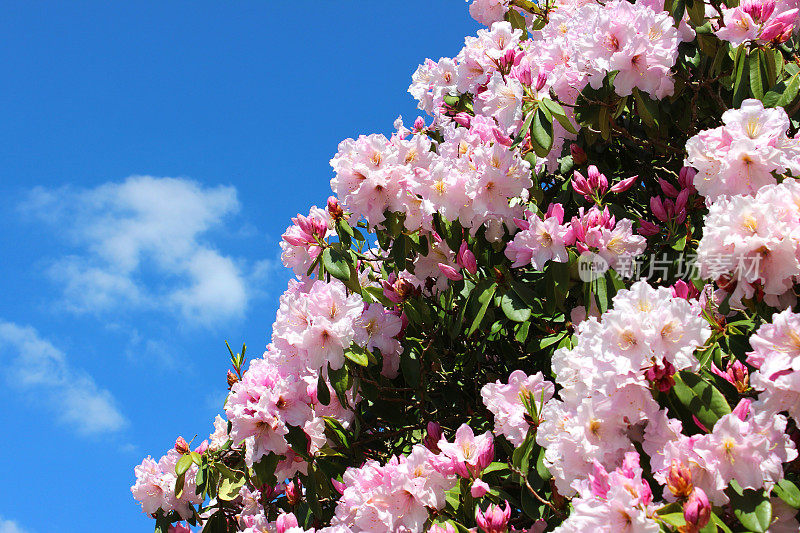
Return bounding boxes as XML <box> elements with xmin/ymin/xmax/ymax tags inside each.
<box><xmin>370</xmin><ymin>152</ymin><xmax>382</xmax><ymax>167</ymax></box>
<box><xmin>605</xmin><ymin>33</ymin><xmax>619</xmax><ymax>52</ymax></box>
<box><xmin>541</xmin><ymin>231</ymin><xmax>553</xmax><ymax>246</ymax></box>
<box><xmin>661</xmin><ymin>320</ymin><xmax>683</xmax><ymax>343</ymax></box>
<box><xmin>742</xmin><ymin>214</ymin><xmax>758</xmax><ymax>233</ymax></box>
<box><xmin>745</xmin><ymin>118</ymin><xmax>761</xmax><ymax>139</ymax></box>
<box><xmin>589</xmin><ymin>419</ymin><xmax>602</xmax><ymax>436</ymax></box>
<box><xmin>405</xmin><ymin>149</ymin><xmax>418</xmax><ymax>164</ymax></box>
<box><xmin>434</xmin><ymin>180</ymin><xmax>446</xmax><ymax>194</ymax></box>
<box><xmin>619</xmin><ymin>330</ymin><xmax>638</xmax><ymax>350</ymax></box>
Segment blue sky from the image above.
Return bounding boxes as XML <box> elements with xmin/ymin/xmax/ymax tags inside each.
<box><xmin>0</xmin><ymin>2</ymin><xmax>477</xmax><ymax>531</ymax></box>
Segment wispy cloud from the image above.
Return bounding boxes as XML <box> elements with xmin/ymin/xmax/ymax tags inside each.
<box><xmin>23</xmin><ymin>176</ymin><xmax>250</xmax><ymax>326</ymax></box>
<box><xmin>0</xmin><ymin>320</ymin><xmax>127</xmax><ymax>435</ymax></box>
<box><xmin>0</xmin><ymin>517</ymin><xmax>28</xmax><ymax>533</ymax></box>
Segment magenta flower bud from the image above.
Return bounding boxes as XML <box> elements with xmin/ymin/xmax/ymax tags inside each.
<box><xmin>513</xmin><ymin>217</ymin><xmax>530</xmax><ymax>231</ymax></box>
<box><xmin>546</xmin><ymin>203</ymin><xmax>565</xmax><ymax>224</ymax></box>
<box><xmin>457</xmin><ymin>242</ymin><xmax>478</xmax><ymax>274</ymax></box>
<box><xmin>429</xmin><ymin>524</ymin><xmax>457</xmax><ymax>533</ymax></box>
<box><xmin>328</xmin><ymin>196</ymin><xmax>344</xmax><ymax>220</ymax></box>
<box><xmin>511</xmin><ymin>64</ymin><xmax>533</xmax><ymax>85</ymax></box>
<box><xmin>761</xmin><ymin>9</ymin><xmax>798</xmax><ymax>42</ymax></box>
<box><xmin>679</xmin><ymin>166</ymin><xmax>697</xmax><ymax>189</ymax></box>
<box><xmin>168</xmin><ymin>524</ymin><xmax>191</xmax><ymax>533</ymax></box>
<box><xmin>453</xmin><ymin>112</ymin><xmax>472</xmax><ymax>128</ymax></box>
<box><xmin>742</xmin><ymin>0</ymin><xmax>776</xmax><ymax>22</ymax></box>
<box><xmin>332</xmin><ymin>478</ymin><xmax>346</xmax><ymax>495</ymax></box>
<box><xmin>692</xmin><ymin>415</ymin><xmax>710</xmax><ymax>433</ymax></box>
<box><xmin>535</xmin><ymin>71</ymin><xmax>548</xmax><ymax>92</ymax></box>
<box><xmin>666</xmin><ymin>459</ymin><xmax>694</xmax><ymax>498</ymax></box>
<box><xmin>728</xmin><ymin>360</ymin><xmax>750</xmax><ymax>392</ymax></box>
<box><xmin>588</xmin><ymin>461</ymin><xmax>610</xmax><ymax>498</ymax></box>
<box><xmin>675</xmin><ymin>188</ymin><xmax>690</xmax><ymax>213</ymax></box>
<box><xmin>424</xmin><ymin>421</ymin><xmax>443</xmax><ymax>453</ymax></box>
<box><xmin>285</xmin><ymin>479</ymin><xmax>302</xmax><ymax>505</ymax></box>
<box><xmin>500</xmin><ymin>48</ymin><xmax>517</xmax><ymax>70</ymax></box>
<box><xmin>650</xmin><ymin>196</ymin><xmax>669</xmax><ymax>222</ymax></box>
<box><xmin>659</xmin><ymin>178</ymin><xmax>680</xmax><ymax>198</ymax></box>
<box><xmin>276</xmin><ymin>513</ymin><xmax>299</xmax><ymax>533</ymax></box>
<box><xmin>587</xmin><ymin>165</ymin><xmax>602</xmax><ymax>188</ymax></box>
<box><xmin>732</xmin><ymin>398</ymin><xmax>752</xmax><ymax>421</ymax></box>
<box><xmin>684</xmin><ymin>488</ymin><xmax>711</xmax><ymax>530</ymax></box>
<box><xmin>413</xmin><ymin>116</ymin><xmax>426</xmax><ymax>132</ymax></box>
<box><xmin>638</xmin><ymin>218</ymin><xmax>661</xmax><ymax>236</ymax></box>
<box><xmin>570</xmin><ymin>144</ymin><xmax>588</xmax><ymax>165</ymax></box>
<box><xmin>194</xmin><ymin>440</ymin><xmax>209</xmax><ymax>455</ymax></box>
<box><xmin>492</xmin><ymin>128</ymin><xmax>513</xmax><ymax>146</ymax></box>
<box><xmin>600</xmin><ymin>206</ymin><xmax>614</xmax><ymax>228</ymax></box>
<box><xmin>609</xmin><ymin>175</ymin><xmax>638</xmax><ymax>193</ymax></box>
<box><xmin>438</xmin><ymin>263</ymin><xmax>463</xmax><ymax>281</ymax></box>
<box><xmin>572</xmin><ymin>170</ymin><xmax>593</xmax><ymax>197</ymax></box>
<box><xmin>174</xmin><ymin>436</ymin><xmax>189</xmax><ymax>455</ymax></box>
<box><xmin>476</xmin><ymin>436</ymin><xmax>494</xmax><ymax>472</ymax></box>
<box><xmin>471</xmin><ymin>478</ymin><xmax>491</xmax><ymax>498</ymax></box>
<box><xmin>476</xmin><ymin>501</ymin><xmax>511</xmax><ymax>533</ymax></box>
<box><xmin>671</xmin><ymin>279</ymin><xmax>699</xmax><ymax>300</ymax></box>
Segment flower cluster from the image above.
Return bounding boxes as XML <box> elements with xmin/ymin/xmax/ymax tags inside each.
<box><xmin>132</xmin><ymin>448</ymin><xmax>204</xmax><ymax>519</ymax></box>
<box><xmin>685</xmin><ymin>99</ymin><xmax>800</xmax><ymax>201</ymax></box>
<box><xmin>716</xmin><ymin>0</ymin><xmax>799</xmax><ymax>45</ymax></box>
<box><xmin>481</xmin><ymin>370</ymin><xmax>554</xmax><ymax>446</ymax></box>
<box><xmin>695</xmin><ymin>178</ymin><xmax>800</xmax><ymax>307</ymax></box>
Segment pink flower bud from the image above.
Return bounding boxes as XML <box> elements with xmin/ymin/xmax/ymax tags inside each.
<box><xmin>476</xmin><ymin>501</ymin><xmax>511</xmax><ymax>533</ymax></box>
<box><xmin>454</xmin><ymin>112</ymin><xmax>472</xmax><ymax>128</ymax></box>
<box><xmin>511</xmin><ymin>64</ymin><xmax>533</xmax><ymax>86</ymax></box>
<box><xmin>492</xmin><ymin>128</ymin><xmax>513</xmax><ymax>146</ymax></box>
<box><xmin>666</xmin><ymin>459</ymin><xmax>694</xmax><ymax>498</ymax></box>
<box><xmin>675</xmin><ymin>188</ymin><xmax>690</xmax><ymax>213</ymax></box>
<box><xmin>638</xmin><ymin>218</ymin><xmax>661</xmax><ymax>236</ymax></box>
<box><xmin>168</xmin><ymin>524</ymin><xmax>191</xmax><ymax>533</ymax></box>
<box><xmin>587</xmin><ymin>165</ymin><xmax>602</xmax><ymax>188</ymax></box>
<box><xmin>684</xmin><ymin>488</ymin><xmax>711</xmax><ymax>530</ymax></box>
<box><xmin>692</xmin><ymin>415</ymin><xmax>710</xmax><ymax>433</ymax></box>
<box><xmin>572</xmin><ymin>170</ymin><xmax>593</xmax><ymax>198</ymax></box>
<box><xmin>438</xmin><ymin>263</ymin><xmax>463</xmax><ymax>281</ymax></box>
<box><xmin>679</xmin><ymin>166</ymin><xmax>697</xmax><ymax>190</ymax></box>
<box><xmin>457</xmin><ymin>242</ymin><xmax>478</xmax><ymax>274</ymax></box>
<box><xmin>732</xmin><ymin>398</ymin><xmax>752</xmax><ymax>421</ymax></box>
<box><xmin>761</xmin><ymin>9</ymin><xmax>798</xmax><ymax>43</ymax></box>
<box><xmin>659</xmin><ymin>178</ymin><xmax>680</xmax><ymax>198</ymax></box>
<box><xmin>535</xmin><ymin>71</ymin><xmax>548</xmax><ymax>92</ymax></box>
<box><xmin>285</xmin><ymin>479</ymin><xmax>302</xmax><ymax>505</ymax></box>
<box><xmin>728</xmin><ymin>360</ymin><xmax>750</xmax><ymax>392</ymax></box>
<box><xmin>742</xmin><ymin>0</ymin><xmax>776</xmax><ymax>22</ymax></box>
<box><xmin>609</xmin><ymin>175</ymin><xmax>638</xmax><ymax>193</ymax></box>
<box><xmin>332</xmin><ymin>478</ymin><xmax>346</xmax><ymax>495</ymax></box>
<box><xmin>513</xmin><ymin>217</ymin><xmax>530</xmax><ymax>231</ymax></box>
<box><xmin>476</xmin><ymin>437</ymin><xmax>494</xmax><ymax>472</ymax></box>
<box><xmin>588</xmin><ymin>461</ymin><xmax>610</xmax><ymax>498</ymax></box>
<box><xmin>650</xmin><ymin>196</ymin><xmax>669</xmax><ymax>222</ymax></box>
<box><xmin>194</xmin><ymin>440</ymin><xmax>209</xmax><ymax>455</ymax></box>
<box><xmin>276</xmin><ymin>513</ymin><xmax>299</xmax><ymax>533</ymax></box>
<box><xmin>424</xmin><ymin>421</ymin><xmax>443</xmax><ymax>453</ymax></box>
<box><xmin>471</xmin><ymin>478</ymin><xmax>491</xmax><ymax>498</ymax></box>
<box><xmin>174</xmin><ymin>436</ymin><xmax>189</xmax><ymax>455</ymax></box>
<box><xmin>546</xmin><ymin>203</ymin><xmax>565</xmax><ymax>224</ymax></box>
<box><xmin>570</xmin><ymin>144</ymin><xmax>587</xmax><ymax>165</ymax></box>
<box><xmin>413</xmin><ymin>116</ymin><xmax>426</xmax><ymax>132</ymax></box>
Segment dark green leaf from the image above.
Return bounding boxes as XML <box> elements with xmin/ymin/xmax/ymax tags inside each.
<box><xmin>672</xmin><ymin>371</ymin><xmax>731</xmax><ymax>430</ymax></box>
<box><xmin>531</xmin><ymin>108</ymin><xmax>554</xmax><ymax>157</ymax></box>
<box><xmin>322</xmin><ymin>247</ymin><xmax>351</xmax><ymax>281</ymax></box>
<box><xmin>468</xmin><ymin>282</ymin><xmax>498</xmax><ymax>336</ymax></box>
<box><xmin>317</xmin><ymin>374</ymin><xmax>331</xmax><ymax>406</ymax></box>
<box><xmin>728</xmin><ymin>481</ymin><xmax>772</xmax><ymax>533</ymax></box>
<box><xmin>500</xmin><ymin>289</ymin><xmax>532</xmax><ymax>322</ymax></box>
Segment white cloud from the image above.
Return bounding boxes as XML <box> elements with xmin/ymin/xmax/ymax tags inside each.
<box><xmin>0</xmin><ymin>320</ymin><xmax>126</xmax><ymax>435</ymax></box>
<box><xmin>0</xmin><ymin>517</ymin><xmax>27</xmax><ymax>533</ymax></box>
<box><xmin>24</xmin><ymin>176</ymin><xmax>249</xmax><ymax>325</ymax></box>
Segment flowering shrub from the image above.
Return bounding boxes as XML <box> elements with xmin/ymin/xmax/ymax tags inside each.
<box><xmin>133</xmin><ymin>0</ymin><xmax>800</xmax><ymax>531</ymax></box>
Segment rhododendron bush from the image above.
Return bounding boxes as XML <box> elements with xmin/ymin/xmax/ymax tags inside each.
<box><xmin>133</xmin><ymin>0</ymin><xmax>800</xmax><ymax>531</ymax></box>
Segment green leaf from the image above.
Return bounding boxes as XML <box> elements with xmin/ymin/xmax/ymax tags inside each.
<box><xmin>778</xmin><ymin>72</ymin><xmax>800</xmax><ymax>108</ymax></box>
<box><xmin>175</xmin><ymin>453</ymin><xmax>193</xmax><ymax>476</ymax></box>
<box><xmin>773</xmin><ymin>478</ymin><xmax>800</xmax><ymax>509</ymax></box>
<box><xmin>322</xmin><ymin>416</ymin><xmax>351</xmax><ymax>448</ymax></box>
<box><xmin>687</xmin><ymin>0</ymin><xmax>705</xmax><ymax>26</ymax></box>
<box><xmin>218</xmin><ymin>476</ymin><xmax>246</xmax><ymax>501</ymax></box>
<box><xmin>728</xmin><ymin>481</ymin><xmax>772</xmax><ymax>533</ymax></box>
<box><xmin>592</xmin><ymin>274</ymin><xmax>609</xmax><ymax>314</ymax></box>
<box><xmin>732</xmin><ymin>46</ymin><xmax>750</xmax><ymax>107</ymax></box>
<box><xmin>253</xmin><ymin>453</ymin><xmax>280</xmax><ymax>486</ymax></box>
<box><xmin>400</xmin><ymin>342</ymin><xmax>421</xmax><ymax>387</ymax></box>
<box><xmin>317</xmin><ymin>374</ymin><xmax>331</xmax><ymax>406</ymax></box>
<box><xmin>541</xmin><ymin>98</ymin><xmax>578</xmax><ymax>134</ymax></box>
<box><xmin>530</xmin><ymin>107</ymin><xmax>554</xmax><ymax>157</ymax></box>
<box><xmin>328</xmin><ymin>362</ymin><xmax>350</xmax><ymax>407</ymax></box>
<box><xmin>655</xmin><ymin>502</ymin><xmax>686</xmax><ymax>527</ymax></box>
<box><xmin>749</xmin><ymin>49</ymin><xmax>768</xmax><ymax>100</ymax></box>
<box><xmin>345</xmin><ymin>345</ymin><xmax>369</xmax><ymax>367</ymax></box>
<box><xmin>468</xmin><ymin>282</ymin><xmax>497</xmax><ymax>336</ymax></box>
<box><xmin>671</xmin><ymin>0</ymin><xmax>686</xmax><ymax>23</ymax></box>
<box><xmin>512</xmin><ymin>432</ymin><xmax>537</xmax><ymax>479</ymax></box>
<box><xmin>633</xmin><ymin>88</ymin><xmax>659</xmax><ymax>129</ymax></box>
<box><xmin>500</xmin><ymin>289</ymin><xmax>532</xmax><ymax>322</ymax></box>
<box><xmin>322</xmin><ymin>247</ymin><xmax>351</xmax><ymax>281</ymax></box>
<box><xmin>672</xmin><ymin>371</ymin><xmax>731</xmax><ymax>431</ymax></box>
<box><xmin>511</xmin><ymin>108</ymin><xmax>537</xmax><ymax>149</ymax></box>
